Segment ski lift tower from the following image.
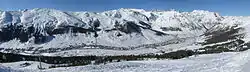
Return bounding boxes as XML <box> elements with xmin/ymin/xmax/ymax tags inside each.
<box><xmin>94</xmin><ymin>32</ymin><xmax>98</xmax><ymax>48</ymax></box>
<box><xmin>32</xmin><ymin>48</ymin><xmax>45</xmax><ymax>70</ymax></box>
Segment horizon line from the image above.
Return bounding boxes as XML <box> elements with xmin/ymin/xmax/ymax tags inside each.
<box><xmin>0</xmin><ymin>8</ymin><xmax>248</xmax><ymax>16</ymax></box>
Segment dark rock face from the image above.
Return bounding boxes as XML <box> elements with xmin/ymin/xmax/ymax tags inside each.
<box><xmin>115</xmin><ymin>21</ymin><xmax>142</xmax><ymax>34</ymax></box>
<box><xmin>160</xmin><ymin>27</ymin><xmax>182</xmax><ymax>31</ymax></box>
<box><xmin>139</xmin><ymin>21</ymin><xmax>151</xmax><ymax>29</ymax></box>
<box><xmin>51</xmin><ymin>26</ymin><xmax>93</xmax><ymax>34</ymax></box>
<box><xmin>0</xmin><ymin>24</ymin><xmax>29</xmax><ymax>42</ymax></box>
<box><xmin>203</xmin><ymin>25</ymin><xmax>245</xmax><ymax>45</ymax></box>
<box><xmin>0</xmin><ymin>24</ymin><xmax>93</xmax><ymax>44</ymax></box>
<box><xmin>149</xmin><ymin>13</ymin><xmax>158</xmax><ymax>21</ymax></box>
<box><xmin>200</xmin><ymin>24</ymin><xmax>247</xmax><ymax>51</ymax></box>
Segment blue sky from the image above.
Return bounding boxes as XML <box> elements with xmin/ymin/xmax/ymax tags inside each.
<box><xmin>0</xmin><ymin>0</ymin><xmax>249</xmax><ymax>16</ymax></box>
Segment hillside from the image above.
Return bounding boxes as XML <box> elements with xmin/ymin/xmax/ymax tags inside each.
<box><xmin>0</xmin><ymin>8</ymin><xmax>250</xmax><ymax>56</ymax></box>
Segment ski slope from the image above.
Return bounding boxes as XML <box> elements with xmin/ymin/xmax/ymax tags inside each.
<box><xmin>1</xmin><ymin>49</ymin><xmax>250</xmax><ymax>72</ymax></box>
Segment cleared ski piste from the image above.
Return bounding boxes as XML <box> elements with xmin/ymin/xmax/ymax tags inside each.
<box><xmin>0</xmin><ymin>49</ymin><xmax>250</xmax><ymax>72</ymax></box>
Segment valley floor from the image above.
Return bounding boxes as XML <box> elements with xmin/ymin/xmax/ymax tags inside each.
<box><xmin>1</xmin><ymin>49</ymin><xmax>250</xmax><ymax>72</ymax></box>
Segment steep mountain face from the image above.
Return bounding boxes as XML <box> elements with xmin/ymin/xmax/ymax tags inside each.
<box><xmin>0</xmin><ymin>8</ymin><xmax>249</xmax><ymax>56</ymax></box>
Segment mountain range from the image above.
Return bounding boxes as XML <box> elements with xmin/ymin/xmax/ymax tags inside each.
<box><xmin>0</xmin><ymin>8</ymin><xmax>250</xmax><ymax>56</ymax></box>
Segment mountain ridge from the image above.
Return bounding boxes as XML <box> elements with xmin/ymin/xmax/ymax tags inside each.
<box><xmin>0</xmin><ymin>8</ymin><xmax>249</xmax><ymax>56</ymax></box>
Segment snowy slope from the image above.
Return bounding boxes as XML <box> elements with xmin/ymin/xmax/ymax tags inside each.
<box><xmin>2</xmin><ymin>49</ymin><xmax>250</xmax><ymax>72</ymax></box>
<box><xmin>0</xmin><ymin>65</ymin><xmax>19</xmax><ymax>72</ymax></box>
<box><xmin>0</xmin><ymin>8</ymin><xmax>249</xmax><ymax>56</ymax></box>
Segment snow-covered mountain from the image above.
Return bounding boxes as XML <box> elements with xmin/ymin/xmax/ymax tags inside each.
<box><xmin>0</xmin><ymin>8</ymin><xmax>250</xmax><ymax>56</ymax></box>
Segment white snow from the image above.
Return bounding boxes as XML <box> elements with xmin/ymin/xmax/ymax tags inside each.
<box><xmin>41</xmin><ymin>48</ymin><xmax>160</xmax><ymax>56</ymax></box>
<box><xmin>0</xmin><ymin>8</ymin><xmax>250</xmax><ymax>56</ymax></box>
<box><xmin>2</xmin><ymin>50</ymin><xmax>250</xmax><ymax>72</ymax></box>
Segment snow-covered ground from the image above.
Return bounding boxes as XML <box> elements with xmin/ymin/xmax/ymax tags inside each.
<box><xmin>0</xmin><ymin>65</ymin><xmax>19</xmax><ymax>72</ymax></box>
<box><xmin>1</xmin><ymin>8</ymin><xmax>250</xmax><ymax>72</ymax></box>
<box><xmin>1</xmin><ymin>8</ymin><xmax>249</xmax><ymax>56</ymax></box>
<box><xmin>2</xmin><ymin>49</ymin><xmax>250</xmax><ymax>72</ymax></box>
